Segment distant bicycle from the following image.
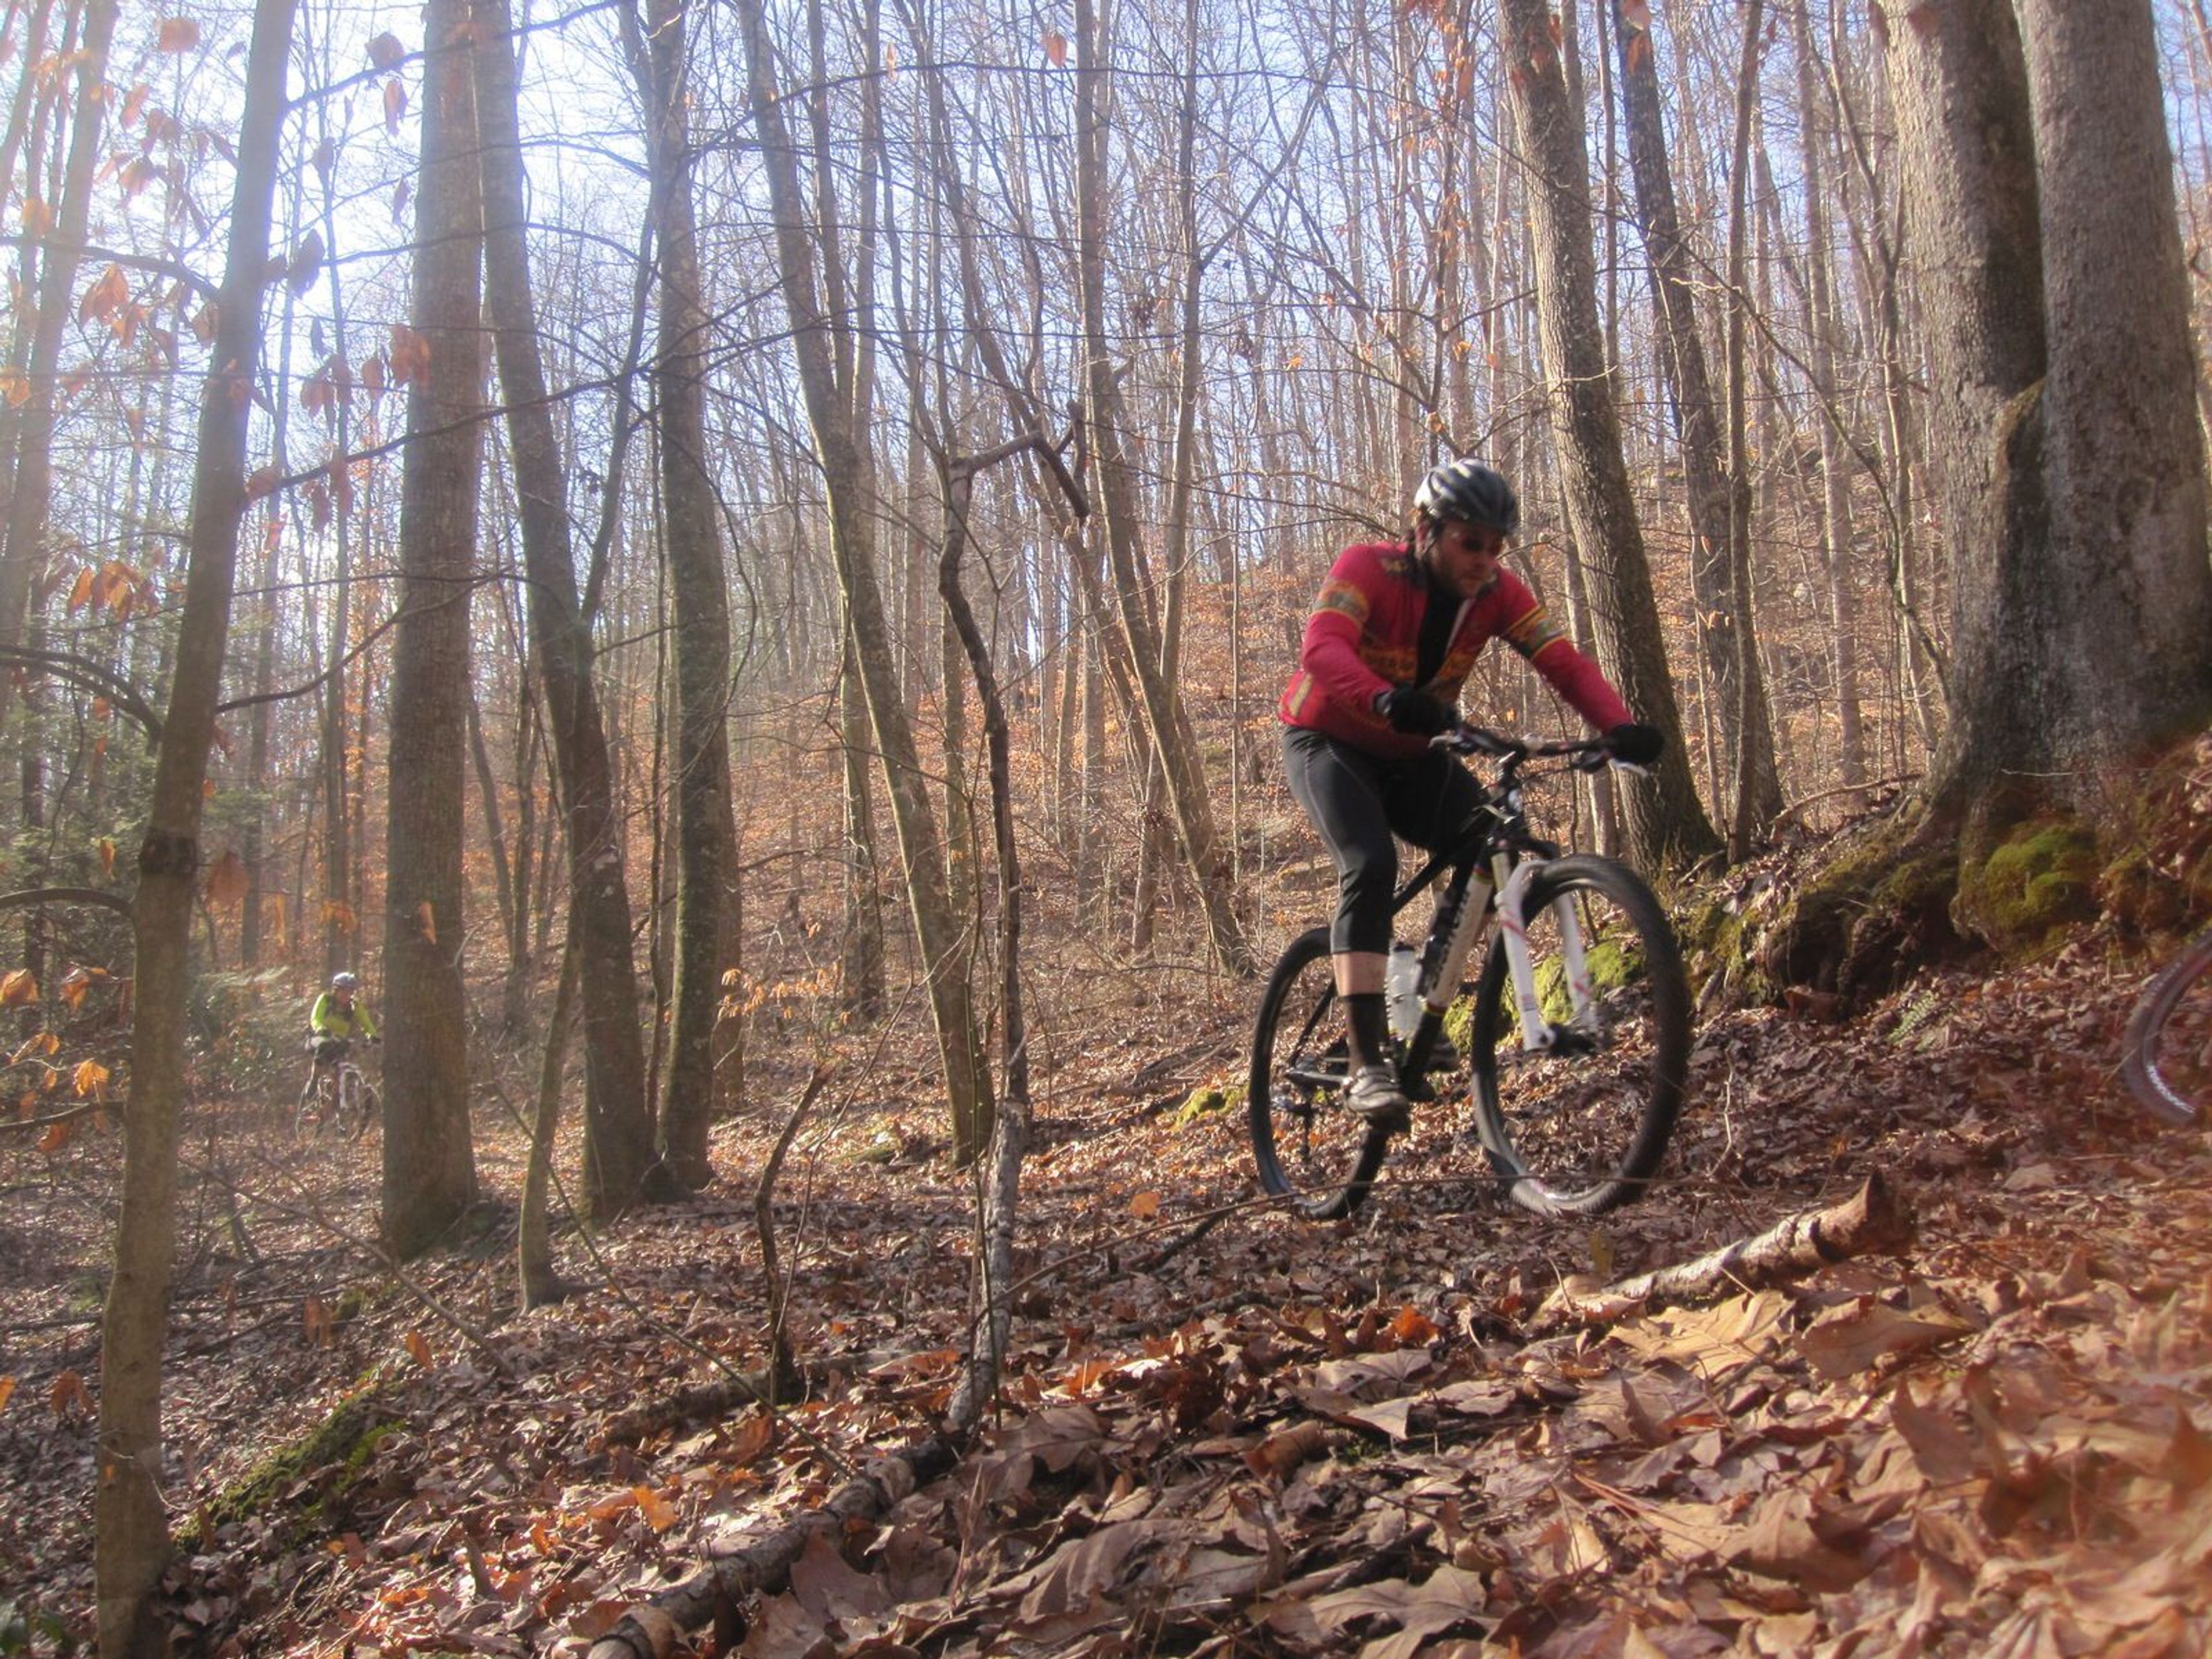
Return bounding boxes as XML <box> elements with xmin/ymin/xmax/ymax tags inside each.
<box><xmin>2122</xmin><ymin>929</ymin><xmax>2212</xmax><ymax>1127</ymax></box>
<box><xmin>1249</xmin><ymin>725</ymin><xmax>1692</xmax><ymax>1220</ymax></box>
<box><xmin>295</xmin><ymin>1036</ymin><xmax>380</xmax><ymax>1139</ymax></box>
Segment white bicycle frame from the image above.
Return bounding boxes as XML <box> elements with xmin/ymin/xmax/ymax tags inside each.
<box><xmin>1493</xmin><ymin>854</ymin><xmax>1595</xmax><ymax>1054</ymax></box>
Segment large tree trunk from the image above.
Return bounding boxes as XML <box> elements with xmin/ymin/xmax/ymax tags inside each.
<box><xmin>732</xmin><ymin>0</ymin><xmax>993</xmax><ymax>1161</ymax></box>
<box><xmin>630</xmin><ymin>0</ymin><xmax>738</xmax><ymax>1192</ymax></box>
<box><xmin>2012</xmin><ymin>0</ymin><xmax>2212</xmax><ymax>767</ymax></box>
<box><xmin>383</xmin><ymin>0</ymin><xmax>486</xmax><ymax>1257</ymax></box>
<box><xmin>478</xmin><ymin>0</ymin><xmax>656</xmax><ymax>1210</ymax></box>
<box><xmin>1072</xmin><ymin>0</ymin><xmax>1254</xmax><ymax>974</ymax></box>
<box><xmin>1499</xmin><ymin>0</ymin><xmax>1721</xmax><ymax>874</ymax></box>
<box><xmin>93</xmin><ymin>0</ymin><xmax>294</xmax><ymax>1646</ymax></box>
<box><xmin>1878</xmin><ymin>0</ymin><xmax>2054</xmax><ymax>826</ymax></box>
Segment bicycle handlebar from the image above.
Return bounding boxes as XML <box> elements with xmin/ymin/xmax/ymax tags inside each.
<box><xmin>1430</xmin><ymin>724</ymin><xmax>1620</xmax><ymax>772</ymax></box>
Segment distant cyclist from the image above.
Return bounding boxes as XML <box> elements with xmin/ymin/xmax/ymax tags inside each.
<box><xmin>304</xmin><ymin>971</ymin><xmax>379</xmax><ymax>1101</ymax></box>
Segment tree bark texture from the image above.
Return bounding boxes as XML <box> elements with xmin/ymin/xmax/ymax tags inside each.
<box><xmin>94</xmin><ymin>0</ymin><xmax>294</xmax><ymax>1646</ymax></box>
<box><xmin>634</xmin><ymin>0</ymin><xmax>738</xmax><ymax>1193</ymax></box>
<box><xmin>1499</xmin><ymin>0</ymin><xmax>1721</xmax><ymax>873</ymax></box>
<box><xmin>384</xmin><ymin>0</ymin><xmax>486</xmax><ymax>1257</ymax></box>
<box><xmin>1878</xmin><ymin>0</ymin><xmax>2055</xmax><ymax>824</ymax></box>
<box><xmin>2012</xmin><ymin>0</ymin><xmax>2212</xmax><ymax>766</ymax></box>
<box><xmin>478</xmin><ymin>0</ymin><xmax>656</xmax><ymax>1209</ymax></box>
<box><xmin>1533</xmin><ymin>1173</ymin><xmax>1911</xmax><ymax>1330</ymax></box>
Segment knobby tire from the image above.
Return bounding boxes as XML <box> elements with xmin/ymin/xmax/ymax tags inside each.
<box><xmin>1249</xmin><ymin>927</ymin><xmax>1391</xmax><ymax>1220</ymax></box>
<box><xmin>1469</xmin><ymin>854</ymin><xmax>1690</xmax><ymax>1216</ymax></box>
<box><xmin>2122</xmin><ymin>931</ymin><xmax>2212</xmax><ymax>1127</ymax></box>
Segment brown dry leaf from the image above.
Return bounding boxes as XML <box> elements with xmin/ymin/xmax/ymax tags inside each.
<box><xmin>1611</xmin><ymin>1290</ymin><xmax>1791</xmax><ymax>1374</ymax></box>
<box><xmin>993</xmin><ymin>1516</ymin><xmax>1161</xmax><ymax>1620</ymax></box>
<box><xmin>403</xmin><ymin>1328</ymin><xmax>434</xmax><ymax>1370</ymax></box>
<box><xmin>631</xmin><ymin>1484</ymin><xmax>677</xmax><ymax>1534</ymax></box>
<box><xmin>1798</xmin><ymin>1301</ymin><xmax>1976</xmax><ymax>1381</ymax></box>
<box><xmin>0</xmin><ymin>968</ymin><xmax>40</xmax><ymax>1006</ymax></box>
<box><xmin>789</xmin><ymin>1529</ymin><xmax>889</xmax><ymax>1621</ymax></box>
<box><xmin>1130</xmin><ymin>1190</ymin><xmax>1160</xmax><ymax>1219</ymax></box>
<box><xmin>1243</xmin><ymin>1418</ymin><xmax>1328</xmax><ymax>1479</ymax></box>
<box><xmin>0</xmin><ymin>1375</ymin><xmax>16</xmax><ymax>1416</ymax></box>
<box><xmin>156</xmin><ymin>17</ymin><xmax>199</xmax><ymax>51</ymax></box>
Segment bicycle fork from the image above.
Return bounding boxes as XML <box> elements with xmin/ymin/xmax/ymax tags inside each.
<box><xmin>1407</xmin><ymin>855</ymin><xmax>1593</xmax><ymax>1063</ymax></box>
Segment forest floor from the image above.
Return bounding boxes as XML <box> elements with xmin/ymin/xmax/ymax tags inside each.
<box><xmin>3</xmin><ymin>895</ymin><xmax>2210</xmax><ymax>1657</ymax></box>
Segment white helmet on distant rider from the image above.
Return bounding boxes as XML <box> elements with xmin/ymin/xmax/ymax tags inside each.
<box><xmin>331</xmin><ymin>972</ymin><xmax>358</xmax><ymax>992</ymax></box>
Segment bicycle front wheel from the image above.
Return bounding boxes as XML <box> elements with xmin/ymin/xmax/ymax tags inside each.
<box><xmin>1469</xmin><ymin>855</ymin><xmax>1691</xmax><ymax>1216</ymax></box>
<box><xmin>1249</xmin><ymin>927</ymin><xmax>1391</xmax><ymax>1221</ymax></box>
<box><xmin>2122</xmin><ymin>931</ymin><xmax>2212</xmax><ymax>1127</ymax></box>
<box><xmin>340</xmin><ymin>1070</ymin><xmax>378</xmax><ymax>1139</ymax></box>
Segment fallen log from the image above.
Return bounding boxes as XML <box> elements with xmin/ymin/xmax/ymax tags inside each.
<box><xmin>583</xmin><ymin>1432</ymin><xmax>964</xmax><ymax>1659</ymax></box>
<box><xmin>1532</xmin><ymin>1172</ymin><xmax>1912</xmax><ymax>1331</ymax></box>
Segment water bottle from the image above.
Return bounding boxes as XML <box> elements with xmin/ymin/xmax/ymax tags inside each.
<box><xmin>1385</xmin><ymin>942</ymin><xmax>1422</xmax><ymax>1041</ymax></box>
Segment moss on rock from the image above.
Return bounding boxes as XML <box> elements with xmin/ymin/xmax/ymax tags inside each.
<box><xmin>1955</xmin><ymin>816</ymin><xmax>2099</xmax><ymax>954</ymax></box>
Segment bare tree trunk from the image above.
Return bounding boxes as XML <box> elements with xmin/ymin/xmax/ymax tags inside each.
<box><xmin>94</xmin><ymin>0</ymin><xmax>293</xmax><ymax>1644</ymax></box>
<box><xmin>837</xmin><ymin>622</ymin><xmax>885</xmax><ymax>1018</ymax></box>
<box><xmin>1610</xmin><ymin>0</ymin><xmax>1767</xmax><ymax>805</ymax></box>
<box><xmin>384</xmin><ymin>0</ymin><xmax>486</xmax><ymax>1259</ymax></box>
<box><xmin>0</xmin><ymin>0</ymin><xmax>117</xmax><ymax>725</ymax></box>
<box><xmin>479</xmin><ymin>0</ymin><xmax>656</xmax><ymax>1206</ymax></box>
<box><xmin>520</xmin><ymin>930</ymin><xmax>579</xmax><ymax>1312</ymax></box>
<box><xmin>1501</xmin><ymin>0</ymin><xmax>1722</xmax><ymax>873</ymax></box>
<box><xmin>1791</xmin><ymin>0</ymin><xmax>1868</xmax><ymax>809</ymax></box>
<box><xmin>1073</xmin><ymin>0</ymin><xmax>1253</xmax><ymax>974</ymax></box>
<box><xmin>629</xmin><ymin>0</ymin><xmax>737</xmax><ymax>1193</ymax></box>
<box><xmin>733</xmin><ymin>0</ymin><xmax>993</xmax><ymax>1160</ymax></box>
<box><xmin>1721</xmin><ymin>0</ymin><xmax>1783</xmax><ymax>855</ymax></box>
<box><xmin>2012</xmin><ymin>0</ymin><xmax>2212</xmax><ymax>767</ymax></box>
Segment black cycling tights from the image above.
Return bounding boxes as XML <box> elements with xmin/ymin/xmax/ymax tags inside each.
<box><xmin>1281</xmin><ymin>727</ymin><xmax>1484</xmax><ymax>957</ymax></box>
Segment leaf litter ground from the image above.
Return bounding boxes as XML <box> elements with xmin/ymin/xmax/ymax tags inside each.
<box><xmin>2</xmin><ymin>931</ymin><xmax>2209</xmax><ymax>1657</ymax></box>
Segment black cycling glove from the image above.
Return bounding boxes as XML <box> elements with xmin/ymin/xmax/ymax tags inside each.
<box><xmin>1605</xmin><ymin>722</ymin><xmax>1664</xmax><ymax>766</ymax></box>
<box><xmin>1378</xmin><ymin>687</ymin><xmax>1455</xmax><ymax>736</ymax></box>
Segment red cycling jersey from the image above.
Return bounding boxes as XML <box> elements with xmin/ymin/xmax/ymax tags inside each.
<box><xmin>1278</xmin><ymin>541</ymin><xmax>1633</xmax><ymax>760</ymax></box>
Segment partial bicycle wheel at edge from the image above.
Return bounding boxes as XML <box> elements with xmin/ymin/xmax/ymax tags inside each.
<box><xmin>1249</xmin><ymin>927</ymin><xmax>1391</xmax><ymax>1221</ymax></box>
<box><xmin>1469</xmin><ymin>854</ymin><xmax>1691</xmax><ymax>1216</ymax></box>
<box><xmin>2121</xmin><ymin>931</ymin><xmax>2212</xmax><ymax>1127</ymax></box>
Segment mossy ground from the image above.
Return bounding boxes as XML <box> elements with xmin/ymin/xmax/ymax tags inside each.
<box><xmin>175</xmin><ymin>1379</ymin><xmax>403</xmax><ymax>1553</ymax></box>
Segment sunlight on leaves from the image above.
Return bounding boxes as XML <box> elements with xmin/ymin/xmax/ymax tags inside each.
<box><xmin>0</xmin><ymin>969</ymin><xmax>39</xmax><ymax>1007</ymax></box>
<box><xmin>72</xmin><ymin>1060</ymin><xmax>109</xmax><ymax>1099</ymax></box>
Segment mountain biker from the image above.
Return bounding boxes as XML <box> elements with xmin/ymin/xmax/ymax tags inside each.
<box><xmin>304</xmin><ymin>971</ymin><xmax>379</xmax><ymax>1101</ymax></box>
<box><xmin>1277</xmin><ymin>457</ymin><xmax>1664</xmax><ymax>1129</ymax></box>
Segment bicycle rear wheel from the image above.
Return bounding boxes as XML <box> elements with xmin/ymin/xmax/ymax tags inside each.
<box><xmin>1249</xmin><ymin>927</ymin><xmax>1392</xmax><ymax>1220</ymax></box>
<box><xmin>294</xmin><ymin>1072</ymin><xmax>335</xmax><ymax>1137</ymax></box>
<box><xmin>1469</xmin><ymin>855</ymin><xmax>1691</xmax><ymax>1216</ymax></box>
<box><xmin>2122</xmin><ymin>931</ymin><xmax>2212</xmax><ymax>1127</ymax></box>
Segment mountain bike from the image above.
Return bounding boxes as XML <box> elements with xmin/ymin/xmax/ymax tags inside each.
<box><xmin>2121</xmin><ymin>928</ymin><xmax>2212</xmax><ymax>1127</ymax></box>
<box><xmin>294</xmin><ymin>1037</ymin><xmax>380</xmax><ymax>1139</ymax></box>
<box><xmin>1249</xmin><ymin>726</ymin><xmax>1692</xmax><ymax>1220</ymax></box>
